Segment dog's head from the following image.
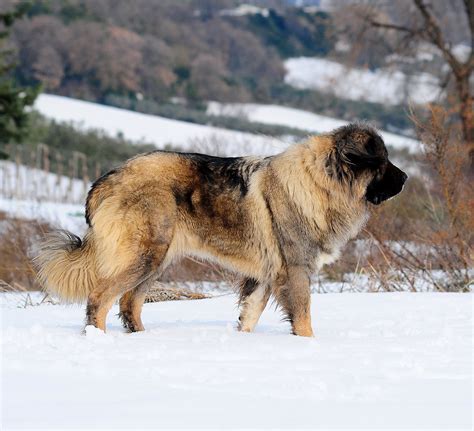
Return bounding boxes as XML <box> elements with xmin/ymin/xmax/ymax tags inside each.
<box><xmin>326</xmin><ymin>123</ymin><xmax>407</xmax><ymax>205</ymax></box>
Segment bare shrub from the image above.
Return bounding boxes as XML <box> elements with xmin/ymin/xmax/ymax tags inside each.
<box><xmin>0</xmin><ymin>212</ymin><xmax>50</xmax><ymax>291</ymax></box>
<box><xmin>163</xmin><ymin>256</ymin><xmax>234</xmax><ymax>283</ymax></box>
<box><xmin>145</xmin><ymin>285</ymin><xmax>210</xmax><ymax>303</ymax></box>
<box><xmin>364</xmin><ymin>105</ymin><xmax>472</xmax><ymax>292</ymax></box>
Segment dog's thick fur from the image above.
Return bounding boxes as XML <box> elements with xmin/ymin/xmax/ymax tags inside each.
<box><xmin>35</xmin><ymin>124</ymin><xmax>407</xmax><ymax>336</ymax></box>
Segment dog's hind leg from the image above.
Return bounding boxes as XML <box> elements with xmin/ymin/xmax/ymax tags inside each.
<box><xmin>274</xmin><ymin>266</ymin><xmax>314</xmax><ymax>337</ymax></box>
<box><xmin>85</xmin><ymin>253</ymin><xmax>164</xmax><ymax>332</ymax></box>
<box><xmin>85</xmin><ymin>275</ymin><xmax>126</xmax><ymax>332</ymax></box>
<box><xmin>86</xmin><ymin>191</ymin><xmax>176</xmax><ymax>333</ymax></box>
<box><xmin>118</xmin><ymin>241</ymin><xmax>172</xmax><ymax>332</ymax></box>
<box><xmin>118</xmin><ymin>277</ymin><xmax>156</xmax><ymax>332</ymax></box>
<box><xmin>237</xmin><ymin>278</ymin><xmax>271</xmax><ymax>333</ymax></box>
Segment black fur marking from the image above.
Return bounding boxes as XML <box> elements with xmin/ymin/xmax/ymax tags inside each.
<box><xmin>366</xmin><ymin>161</ymin><xmax>408</xmax><ymax>205</ymax></box>
<box><xmin>85</xmin><ymin>301</ymin><xmax>99</xmax><ymax>327</ymax></box>
<box><xmin>327</xmin><ymin>123</ymin><xmax>387</xmax><ymax>182</ymax></box>
<box><xmin>239</xmin><ymin>278</ymin><xmax>259</xmax><ymax>304</ymax></box>
<box><xmin>85</xmin><ymin>168</ymin><xmax>118</xmax><ymax>226</ymax></box>
<box><xmin>172</xmin><ymin>185</ymin><xmax>195</xmax><ymax>214</ymax></box>
<box><xmin>118</xmin><ymin>309</ymin><xmax>139</xmax><ymax>332</ymax></box>
<box><xmin>171</xmin><ymin>153</ymin><xmax>267</xmax><ymax>235</ymax></box>
<box><xmin>328</xmin><ymin>123</ymin><xmax>407</xmax><ymax>205</ymax></box>
<box><xmin>184</xmin><ymin>153</ymin><xmax>262</xmax><ymax>197</ymax></box>
<box><xmin>48</xmin><ymin>230</ymin><xmax>83</xmax><ymax>251</ymax></box>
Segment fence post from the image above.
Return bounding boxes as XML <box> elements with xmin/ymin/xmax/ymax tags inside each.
<box><xmin>36</xmin><ymin>144</ymin><xmax>50</xmax><ymax>202</ymax></box>
<box><xmin>71</xmin><ymin>151</ymin><xmax>89</xmax><ymax>203</ymax></box>
<box><xmin>14</xmin><ymin>146</ymin><xmax>23</xmax><ymax>200</ymax></box>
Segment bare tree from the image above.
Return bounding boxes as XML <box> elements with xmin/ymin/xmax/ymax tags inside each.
<box><xmin>336</xmin><ymin>0</ymin><xmax>473</xmax><ymax>170</ymax></box>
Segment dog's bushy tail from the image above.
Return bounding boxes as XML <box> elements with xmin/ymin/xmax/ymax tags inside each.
<box><xmin>34</xmin><ymin>230</ymin><xmax>97</xmax><ymax>303</ymax></box>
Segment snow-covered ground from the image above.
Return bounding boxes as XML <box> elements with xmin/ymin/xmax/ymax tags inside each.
<box><xmin>35</xmin><ymin>94</ymin><xmax>420</xmax><ymax>157</ymax></box>
<box><xmin>0</xmin><ymin>160</ymin><xmax>88</xmax><ymax>231</ymax></box>
<box><xmin>35</xmin><ymin>95</ymin><xmax>287</xmax><ymax>157</ymax></box>
<box><xmin>0</xmin><ymin>160</ymin><xmax>88</xmax><ymax>204</ymax></box>
<box><xmin>207</xmin><ymin>102</ymin><xmax>421</xmax><ymax>153</ymax></box>
<box><xmin>0</xmin><ymin>197</ymin><xmax>85</xmax><ymax>232</ymax></box>
<box><xmin>2</xmin><ymin>292</ymin><xmax>472</xmax><ymax>429</ymax></box>
<box><xmin>285</xmin><ymin>57</ymin><xmax>441</xmax><ymax>106</ymax></box>
<box><xmin>219</xmin><ymin>4</ymin><xmax>269</xmax><ymax>17</ymax></box>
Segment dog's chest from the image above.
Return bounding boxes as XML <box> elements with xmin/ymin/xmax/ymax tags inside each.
<box><xmin>278</xmin><ymin>208</ymin><xmax>368</xmax><ymax>270</ymax></box>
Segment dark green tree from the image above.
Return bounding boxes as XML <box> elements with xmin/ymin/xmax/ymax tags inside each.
<box><xmin>0</xmin><ymin>2</ymin><xmax>39</xmax><ymax>150</ymax></box>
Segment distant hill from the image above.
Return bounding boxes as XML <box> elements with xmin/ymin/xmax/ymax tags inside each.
<box><xmin>10</xmin><ymin>0</ymin><xmax>333</xmax><ymax>106</ymax></box>
<box><xmin>6</xmin><ymin>1</ymin><xmax>413</xmax><ymax>133</ymax></box>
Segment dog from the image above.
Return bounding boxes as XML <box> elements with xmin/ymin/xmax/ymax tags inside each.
<box><xmin>35</xmin><ymin>123</ymin><xmax>407</xmax><ymax>336</ymax></box>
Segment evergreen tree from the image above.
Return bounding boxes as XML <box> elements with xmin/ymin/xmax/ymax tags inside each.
<box><xmin>0</xmin><ymin>2</ymin><xmax>39</xmax><ymax>150</ymax></box>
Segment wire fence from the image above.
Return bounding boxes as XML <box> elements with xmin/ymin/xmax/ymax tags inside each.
<box><xmin>0</xmin><ymin>144</ymin><xmax>99</xmax><ymax>204</ymax></box>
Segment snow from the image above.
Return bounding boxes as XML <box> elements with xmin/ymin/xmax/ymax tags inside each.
<box><xmin>207</xmin><ymin>102</ymin><xmax>421</xmax><ymax>153</ymax></box>
<box><xmin>0</xmin><ymin>160</ymin><xmax>88</xmax><ymax>231</ymax></box>
<box><xmin>35</xmin><ymin>94</ymin><xmax>287</xmax><ymax>157</ymax></box>
<box><xmin>0</xmin><ymin>160</ymin><xmax>88</xmax><ymax>204</ymax></box>
<box><xmin>452</xmin><ymin>44</ymin><xmax>471</xmax><ymax>62</ymax></box>
<box><xmin>219</xmin><ymin>4</ymin><xmax>270</xmax><ymax>17</ymax></box>
<box><xmin>35</xmin><ymin>94</ymin><xmax>421</xmax><ymax>160</ymax></box>
<box><xmin>2</xmin><ymin>292</ymin><xmax>471</xmax><ymax>429</ymax></box>
<box><xmin>0</xmin><ymin>197</ymin><xmax>86</xmax><ymax>232</ymax></box>
<box><xmin>284</xmin><ymin>57</ymin><xmax>441</xmax><ymax>105</ymax></box>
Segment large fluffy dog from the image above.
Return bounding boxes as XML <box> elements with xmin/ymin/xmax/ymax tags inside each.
<box><xmin>35</xmin><ymin>124</ymin><xmax>407</xmax><ymax>336</ymax></box>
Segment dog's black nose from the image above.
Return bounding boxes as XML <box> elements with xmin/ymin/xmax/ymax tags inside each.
<box><xmin>401</xmin><ymin>172</ymin><xmax>408</xmax><ymax>183</ymax></box>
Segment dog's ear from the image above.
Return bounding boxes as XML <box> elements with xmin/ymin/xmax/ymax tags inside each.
<box><xmin>339</xmin><ymin>139</ymin><xmax>385</xmax><ymax>172</ymax></box>
<box><xmin>326</xmin><ymin>134</ymin><xmax>384</xmax><ymax>180</ymax></box>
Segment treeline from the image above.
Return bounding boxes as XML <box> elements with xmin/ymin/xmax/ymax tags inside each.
<box><xmin>6</xmin><ymin>0</ymin><xmax>411</xmax><ymax>133</ymax></box>
<box><xmin>10</xmin><ymin>0</ymin><xmax>332</xmax><ymax>104</ymax></box>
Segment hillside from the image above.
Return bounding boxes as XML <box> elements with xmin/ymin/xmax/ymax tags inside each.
<box><xmin>34</xmin><ymin>94</ymin><xmax>287</xmax><ymax>156</ymax></box>
<box><xmin>6</xmin><ymin>0</ymin><xmax>418</xmax><ymax>133</ymax></box>
<box><xmin>35</xmin><ymin>94</ymin><xmax>420</xmax><ymax>154</ymax></box>
<box><xmin>10</xmin><ymin>0</ymin><xmax>332</xmax><ymax>104</ymax></box>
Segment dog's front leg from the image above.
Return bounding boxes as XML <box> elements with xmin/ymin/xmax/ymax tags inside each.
<box><xmin>274</xmin><ymin>266</ymin><xmax>314</xmax><ymax>337</ymax></box>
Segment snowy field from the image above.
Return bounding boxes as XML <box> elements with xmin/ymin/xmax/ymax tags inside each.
<box><xmin>0</xmin><ymin>197</ymin><xmax>85</xmax><ymax>232</ymax></box>
<box><xmin>35</xmin><ymin>95</ymin><xmax>420</xmax><ymax>156</ymax></box>
<box><xmin>0</xmin><ymin>161</ymin><xmax>88</xmax><ymax>232</ymax></box>
<box><xmin>2</xmin><ymin>292</ymin><xmax>472</xmax><ymax>429</ymax></box>
<box><xmin>207</xmin><ymin>102</ymin><xmax>420</xmax><ymax>153</ymax></box>
<box><xmin>35</xmin><ymin>95</ymin><xmax>287</xmax><ymax>157</ymax></box>
<box><xmin>284</xmin><ymin>57</ymin><xmax>441</xmax><ymax>106</ymax></box>
<box><xmin>0</xmin><ymin>160</ymin><xmax>89</xmax><ymax>204</ymax></box>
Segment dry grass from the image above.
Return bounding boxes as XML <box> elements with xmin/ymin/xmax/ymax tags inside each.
<box><xmin>359</xmin><ymin>106</ymin><xmax>473</xmax><ymax>292</ymax></box>
<box><xmin>145</xmin><ymin>285</ymin><xmax>210</xmax><ymax>303</ymax></box>
<box><xmin>0</xmin><ymin>211</ymin><xmax>227</xmax><ymax>302</ymax></box>
<box><xmin>0</xmin><ymin>212</ymin><xmax>50</xmax><ymax>292</ymax></box>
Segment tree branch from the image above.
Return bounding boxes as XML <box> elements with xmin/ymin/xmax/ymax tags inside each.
<box><xmin>412</xmin><ymin>0</ymin><xmax>463</xmax><ymax>74</ymax></box>
<box><xmin>368</xmin><ymin>20</ymin><xmax>417</xmax><ymax>35</ymax></box>
<box><xmin>462</xmin><ymin>0</ymin><xmax>474</xmax><ymax>66</ymax></box>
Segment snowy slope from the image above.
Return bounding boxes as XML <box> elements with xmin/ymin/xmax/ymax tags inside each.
<box><xmin>0</xmin><ymin>160</ymin><xmax>89</xmax><ymax>231</ymax></box>
<box><xmin>2</xmin><ymin>292</ymin><xmax>472</xmax><ymax>429</ymax></box>
<box><xmin>35</xmin><ymin>94</ymin><xmax>420</xmax><ymax>158</ymax></box>
<box><xmin>219</xmin><ymin>4</ymin><xmax>269</xmax><ymax>17</ymax></box>
<box><xmin>207</xmin><ymin>102</ymin><xmax>420</xmax><ymax>153</ymax></box>
<box><xmin>0</xmin><ymin>197</ymin><xmax>86</xmax><ymax>232</ymax></box>
<box><xmin>0</xmin><ymin>160</ymin><xmax>88</xmax><ymax>204</ymax></box>
<box><xmin>285</xmin><ymin>57</ymin><xmax>441</xmax><ymax>105</ymax></box>
<box><xmin>35</xmin><ymin>95</ymin><xmax>287</xmax><ymax>157</ymax></box>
